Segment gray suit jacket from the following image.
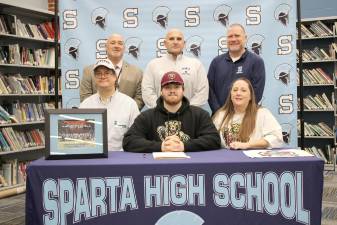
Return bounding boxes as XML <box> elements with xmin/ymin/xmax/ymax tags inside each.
<box><xmin>80</xmin><ymin>61</ymin><xmax>144</xmax><ymax>109</ymax></box>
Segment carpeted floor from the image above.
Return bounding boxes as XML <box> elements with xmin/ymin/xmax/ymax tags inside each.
<box><xmin>0</xmin><ymin>172</ymin><xmax>336</xmax><ymax>225</ymax></box>
<box><xmin>0</xmin><ymin>194</ymin><xmax>25</xmax><ymax>225</ymax></box>
<box><xmin>321</xmin><ymin>171</ymin><xmax>337</xmax><ymax>225</ymax></box>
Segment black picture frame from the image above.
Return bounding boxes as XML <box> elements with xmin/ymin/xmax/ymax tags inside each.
<box><xmin>45</xmin><ymin>108</ymin><xmax>108</xmax><ymax>160</ymax></box>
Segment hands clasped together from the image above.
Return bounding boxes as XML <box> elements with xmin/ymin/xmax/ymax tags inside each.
<box><xmin>161</xmin><ymin>135</ymin><xmax>184</xmax><ymax>152</ymax></box>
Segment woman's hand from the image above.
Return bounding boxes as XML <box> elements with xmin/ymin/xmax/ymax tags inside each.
<box><xmin>229</xmin><ymin>141</ymin><xmax>249</xmax><ymax>150</ymax></box>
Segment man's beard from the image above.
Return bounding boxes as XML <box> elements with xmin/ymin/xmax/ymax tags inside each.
<box><xmin>163</xmin><ymin>94</ymin><xmax>182</xmax><ymax>106</ymax></box>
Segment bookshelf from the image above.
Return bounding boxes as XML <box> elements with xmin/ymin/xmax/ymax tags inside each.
<box><xmin>0</xmin><ymin>2</ymin><xmax>60</xmax><ymax>195</ymax></box>
<box><xmin>297</xmin><ymin>16</ymin><xmax>337</xmax><ymax>168</ymax></box>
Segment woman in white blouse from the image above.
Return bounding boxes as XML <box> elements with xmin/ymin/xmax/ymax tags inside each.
<box><xmin>212</xmin><ymin>78</ymin><xmax>283</xmax><ymax>150</ymax></box>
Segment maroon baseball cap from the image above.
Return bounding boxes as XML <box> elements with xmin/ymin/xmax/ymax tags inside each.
<box><xmin>161</xmin><ymin>71</ymin><xmax>184</xmax><ymax>87</ymax></box>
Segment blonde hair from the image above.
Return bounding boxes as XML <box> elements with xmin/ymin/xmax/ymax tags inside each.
<box><xmin>213</xmin><ymin>78</ymin><xmax>259</xmax><ymax>142</ymax></box>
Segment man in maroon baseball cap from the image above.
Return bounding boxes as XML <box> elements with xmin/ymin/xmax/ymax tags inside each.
<box><xmin>123</xmin><ymin>71</ymin><xmax>220</xmax><ymax>153</ymax></box>
<box><xmin>160</xmin><ymin>71</ymin><xmax>184</xmax><ymax>86</ymax></box>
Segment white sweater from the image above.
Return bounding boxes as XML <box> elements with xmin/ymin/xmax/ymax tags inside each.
<box><xmin>80</xmin><ymin>91</ymin><xmax>139</xmax><ymax>151</ymax></box>
<box><xmin>142</xmin><ymin>53</ymin><xmax>209</xmax><ymax>108</ymax></box>
<box><xmin>213</xmin><ymin>107</ymin><xmax>283</xmax><ymax>148</ymax></box>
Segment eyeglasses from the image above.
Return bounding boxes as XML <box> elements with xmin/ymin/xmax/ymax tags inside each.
<box><xmin>94</xmin><ymin>71</ymin><xmax>114</xmax><ymax>78</ymax></box>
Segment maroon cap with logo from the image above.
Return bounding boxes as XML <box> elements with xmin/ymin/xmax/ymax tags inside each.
<box><xmin>161</xmin><ymin>71</ymin><xmax>184</xmax><ymax>87</ymax></box>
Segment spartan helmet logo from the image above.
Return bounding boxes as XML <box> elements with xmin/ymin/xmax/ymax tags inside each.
<box><xmin>213</xmin><ymin>4</ymin><xmax>232</xmax><ymax>27</ymax></box>
<box><xmin>152</xmin><ymin>6</ymin><xmax>170</xmax><ymax>29</ymax></box>
<box><xmin>281</xmin><ymin>123</ymin><xmax>292</xmax><ymax>144</ymax></box>
<box><xmin>247</xmin><ymin>34</ymin><xmax>265</xmax><ymax>55</ymax></box>
<box><xmin>125</xmin><ymin>37</ymin><xmax>142</xmax><ymax>59</ymax></box>
<box><xmin>91</xmin><ymin>7</ymin><xmax>109</xmax><ymax>29</ymax></box>
<box><xmin>156</xmin><ymin>210</ymin><xmax>205</xmax><ymax>225</ymax></box>
<box><xmin>274</xmin><ymin>4</ymin><xmax>291</xmax><ymax>26</ymax></box>
<box><xmin>274</xmin><ymin>63</ymin><xmax>293</xmax><ymax>85</ymax></box>
<box><xmin>64</xmin><ymin>38</ymin><xmax>81</xmax><ymax>59</ymax></box>
<box><xmin>185</xmin><ymin>35</ymin><xmax>203</xmax><ymax>57</ymax></box>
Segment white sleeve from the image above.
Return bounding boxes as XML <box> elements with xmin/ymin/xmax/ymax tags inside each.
<box><xmin>128</xmin><ymin>100</ymin><xmax>140</xmax><ymax>128</ymax></box>
<box><xmin>141</xmin><ymin>62</ymin><xmax>159</xmax><ymax>108</ymax></box>
<box><xmin>189</xmin><ymin>61</ymin><xmax>209</xmax><ymax>107</ymax></box>
<box><xmin>79</xmin><ymin>99</ymin><xmax>89</xmax><ymax>108</ymax></box>
<box><xmin>260</xmin><ymin>108</ymin><xmax>284</xmax><ymax>148</ymax></box>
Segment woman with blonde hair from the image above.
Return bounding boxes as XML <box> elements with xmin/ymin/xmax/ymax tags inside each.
<box><xmin>212</xmin><ymin>78</ymin><xmax>283</xmax><ymax>149</ymax></box>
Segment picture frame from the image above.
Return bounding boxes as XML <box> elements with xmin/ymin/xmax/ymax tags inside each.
<box><xmin>45</xmin><ymin>108</ymin><xmax>108</xmax><ymax>160</ymax></box>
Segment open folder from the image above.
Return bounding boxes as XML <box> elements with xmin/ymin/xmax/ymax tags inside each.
<box><xmin>152</xmin><ymin>152</ymin><xmax>191</xmax><ymax>159</ymax></box>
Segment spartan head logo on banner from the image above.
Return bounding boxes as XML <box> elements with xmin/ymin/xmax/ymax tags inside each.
<box><xmin>213</xmin><ymin>4</ymin><xmax>232</xmax><ymax>27</ymax></box>
<box><xmin>64</xmin><ymin>38</ymin><xmax>81</xmax><ymax>60</ymax></box>
<box><xmin>185</xmin><ymin>35</ymin><xmax>203</xmax><ymax>57</ymax></box>
<box><xmin>275</xmin><ymin>4</ymin><xmax>291</xmax><ymax>26</ymax></box>
<box><xmin>274</xmin><ymin>63</ymin><xmax>294</xmax><ymax>85</ymax></box>
<box><xmin>152</xmin><ymin>6</ymin><xmax>170</xmax><ymax>29</ymax></box>
<box><xmin>247</xmin><ymin>34</ymin><xmax>265</xmax><ymax>55</ymax></box>
<box><xmin>91</xmin><ymin>7</ymin><xmax>109</xmax><ymax>29</ymax></box>
<box><xmin>125</xmin><ymin>37</ymin><xmax>143</xmax><ymax>59</ymax></box>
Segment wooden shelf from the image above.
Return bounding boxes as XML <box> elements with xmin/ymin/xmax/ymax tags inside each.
<box><xmin>297</xmin><ymin>84</ymin><xmax>334</xmax><ymax>87</ymax></box>
<box><xmin>298</xmin><ymin>136</ymin><xmax>335</xmax><ymax>139</ymax></box>
<box><xmin>0</xmin><ymin>64</ymin><xmax>55</xmax><ymax>69</ymax></box>
<box><xmin>297</xmin><ymin>35</ymin><xmax>337</xmax><ymax>40</ymax></box>
<box><xmin>299</xmin><ymin>60</ymin><xmax>337</xmax><ymax>63</ymax></box>
<box><xmin>0</xmin><ymin>93</ymin><xmax>61</xmax><ymax>97</ymax></box>
<box><xmin>0</xmin><ymin>146</ymin><xmax>45</xmax><ymax>156</ymax></box>
<box><xmin>0</xmin><ymin>121</ymin><xmax>45</xmax><ymax>127</ymax></box>
<box><xmin>0</xmin><ymin>183</ymin><xmax>25</xmax><ymax>193</ymax></box>
<box><xmin>0</xmin><ymin>33</ymin><xmax>58</xmax><ymax>43</ymax></box>
<box><xmin>0</xmin><ymin>2</ymin><xmax>54</xmax><ymax>19</ymax></box>
<box><xmin>297</xmin><ymin>109</ymin><xmax>334</xmax><ymax>112</ymax></box>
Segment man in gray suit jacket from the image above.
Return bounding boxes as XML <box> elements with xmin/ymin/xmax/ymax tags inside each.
<box><xmin>80</xmin><ymin>34</ymin><xmax>144</xmax><ymax>109</ymax></box>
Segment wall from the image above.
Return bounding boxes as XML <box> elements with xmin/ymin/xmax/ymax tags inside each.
<box><xmin>0</xmin><ymin>0</ymin><xmax>48</xmax><ymax>11</ymax></box>
<box><xmin>301</xmin><ymin>0</ymin><xmax>337</xmax><ymax>19</ymax></box>
<box><xmin>1</xmin><ymin>0</ymin><xmax>336</xmax><ymax>19</ymax></box>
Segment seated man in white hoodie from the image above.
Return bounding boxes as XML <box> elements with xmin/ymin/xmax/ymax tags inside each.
<box><xmin>80</xmin><ymin>59</ymin><xmax>139</xmax><ymax>151</ymax></box>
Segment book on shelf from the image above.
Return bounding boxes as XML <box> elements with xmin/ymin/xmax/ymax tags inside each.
<box><xmin>297</xmin><ymin>121</ymin><xmax>333</xmax><ymax>137</ymax></box>
<box><xmin>329</xmin><ymin>43</ymin><xmax>337</xmax><ymax>59</ymax></box>
<box><xmin>298</xmin><ymin>67</ymin><xmax>333</xmax><ymax>85</ymax></box>
<box><xmin>300</xmin><ymin>93</ymin><xmax>334</xmax><ymax>110</ymax></box>
<box><xmin>298</xmin><ymin>46</ymin><xmax>335</xmax><ymax>61</ymax></box>
<box><xmin>334</xmin><ymin>21</ymin><xmax>337</xmax><ymax>35</ymax></box>
<box><xmin>0</xmin><ymin>100</ymin><xmax>58</xmax><ymax>127</ymax></box>
<box><xmin>0</xmin><ymin>160</ymin><xmax>28</xmax><ymax>188</ymax></box>
<box><xmin>300</xmin><ymin>24</ymin><xmax>315</xmax><ymax>38</ymax></box>
<box><xmin>306</xmin><ymin>20</ymin><xmax>334</xmax><ymax>37</ymax></box>
<box><xmin>0</xmin><ymin>127</ymin><xmax>45</xmax><ymax>152</ymax></box>
<box><xmin>1</xmin><ymin>13</ymin><xmax>57</xmax><ymax>41</ymax></box>
<box><xmin>0</xmin><ymin>14</ymin><xmax>16</xmax><ymax>35</ymax></box>
<box><xmin>0</xmin><ymin>74</ymin><xmax>61</xmax><ymax>95</ymax></box>
<box><xmin>304</xmin><ymin>145</ymin><xmax>334</xmax><ymax>164</ymax></box>
<box><xmin>304</xmin><ymin>146</ymin><xmax>328</xmax><ymax>163</ymax></box>
<box><xmin>0</xmin><ymin>44</ymin><xmax>55</xmax><ymax>67</ymax></box>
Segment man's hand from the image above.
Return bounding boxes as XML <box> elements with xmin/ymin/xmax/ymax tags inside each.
<box><xmin>161</xmin><ymin>135</ymin><xmax>184</xmax><ymax>152</ymax></box>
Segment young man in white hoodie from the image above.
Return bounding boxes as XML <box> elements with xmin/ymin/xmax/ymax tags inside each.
<box><xmin>141</xmin><ymin>28</ymin><xmax>209</xmax><ymax>109</ymax></box>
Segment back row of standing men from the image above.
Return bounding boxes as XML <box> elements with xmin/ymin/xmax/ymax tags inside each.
<box><xmin>80</xmin><ymin>24</ymin><xmax>265</xmax><ymax>112</ymax></box>
<box><xmin>79</xmin><ymin>24</ymin><xmax>283</xmax><ymax>152</ymax></box>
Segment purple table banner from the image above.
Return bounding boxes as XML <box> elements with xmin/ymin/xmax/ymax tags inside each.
<box><xmin>26</xmin><ymin>150</ymin><xmax>324</xmax><ymax>225</ymax></box>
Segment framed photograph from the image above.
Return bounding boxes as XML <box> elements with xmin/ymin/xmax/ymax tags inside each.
<box><xmin>45</xmin><ymin>108</ymin><xmax>108</xmax><ymax>159</ymax></box>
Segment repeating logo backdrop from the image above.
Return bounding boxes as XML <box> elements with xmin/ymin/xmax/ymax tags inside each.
<box><xmin>60</xmin><ymin>0</ymin><xmax>297</xmax><ymax>147</ymax></box>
